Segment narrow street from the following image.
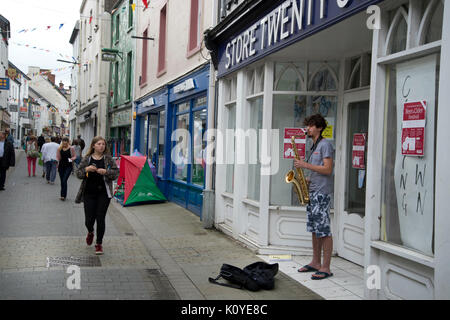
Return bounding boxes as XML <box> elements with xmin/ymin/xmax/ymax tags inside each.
<box><xmin>0</xmin><ymin>150</ymin><xmax>321</xmax><ymax>300</ymax></box>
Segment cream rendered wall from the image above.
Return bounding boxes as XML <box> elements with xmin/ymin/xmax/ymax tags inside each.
<box><xmin>135</xmin><ymin>0</ymin><xmax>213</xmax><ymax>100</ymax></box>
<box><xmin>79</xmin><ymin>0</ymin><xmax>111</xmax><ymax>137</ymax></box>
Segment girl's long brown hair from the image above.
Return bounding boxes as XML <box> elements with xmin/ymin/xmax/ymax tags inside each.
<box><xmin>85</xmin><ymin>136</ymin><xmax>109</xmax><ymax>157</ymax></box>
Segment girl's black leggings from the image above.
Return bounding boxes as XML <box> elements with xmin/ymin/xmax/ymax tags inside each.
<box><xmin>83</xmin><ymin>191</ymin><xmax>111</xmax><ymax>245</ymax></box>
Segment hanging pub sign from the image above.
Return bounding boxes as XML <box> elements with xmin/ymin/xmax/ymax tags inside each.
<box><xmin>283</xmin><ymin>128</ymin><xmax>306</xmax><ymax>159</ymax></box>
<box><xmin>401</xmin><ymin>101</ymin><xmax>426</xmax><ymax>156</ymax></box>
<box><xmin>0</xmin><ymin>77</ymin><xmax>9</xmax><ymax>90</ymax></box>
<box><xmin>7</xmin><ymin>68</ymin><xmax>16</xmax><ymax>79</ymax></box>
<box><xmin>352</xmin><ymin>133</ymin><xmax>366</xmax><ymax>169</ymax></box>
<box><xmin>102</xmin><ymin>52</ymin><xmax>116</xmax><ymax>62</ymax></box>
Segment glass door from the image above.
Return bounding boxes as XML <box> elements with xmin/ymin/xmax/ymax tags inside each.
<box><xmin>336</xmin><ymin>89</ymin><xmax>369</xmax><ymax>266</ymax></box>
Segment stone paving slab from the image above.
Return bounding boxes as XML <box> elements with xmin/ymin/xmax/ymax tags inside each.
<box><xmin>0</xmin><ymin>268</ymin><xmax>179</xmax><ymax>300</ymax></box>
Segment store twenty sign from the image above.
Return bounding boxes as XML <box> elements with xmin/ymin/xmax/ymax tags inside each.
<box><xmin>218</xmin><ymin>0</ymin><xmax>381</xmax><ymax>77</ymax></box>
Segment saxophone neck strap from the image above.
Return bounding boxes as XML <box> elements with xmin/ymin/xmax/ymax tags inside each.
<box><xmin>307</xmin><ymin>136</ymin><xmax>323</xmax><ymax>163</ymax></box>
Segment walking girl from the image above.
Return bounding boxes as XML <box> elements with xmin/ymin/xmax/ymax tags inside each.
<box><xmin>75</xmin><ymin>136</ymin><xmax>119</xmax><ymax>255</ymax></box>
<box><xmin>26</xmin><ymin>135</ymin><xmax>39</xmax><ymax>177</ymax></box>
<box><xmin>56</xmin><ymin>137</ymin><xmax>76</xmax><ymax>200</ymax></box>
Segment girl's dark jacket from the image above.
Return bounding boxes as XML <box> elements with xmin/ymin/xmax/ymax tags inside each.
<box><xmin>75</xmin><ymin>154</ymin><xmax>119</xmax><ymax>203</ymax></box>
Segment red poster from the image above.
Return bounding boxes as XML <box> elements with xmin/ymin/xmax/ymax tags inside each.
<box><xmin>352</xmin><ymin>133</ymin><xmax>366</xmax><ymax>169</ymax></box>
<box><xmin>401</xmin><ymin>101</ymin><xmax>426</xmax><ymax>156</ymax></box>
<box><xmin>284</xmin><ymin>128</ymin><xmax>306</xmax><ymax>159</ymax></box>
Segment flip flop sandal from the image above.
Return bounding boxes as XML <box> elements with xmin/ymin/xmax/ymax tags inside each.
<box><xmin>311</xmin><ymin>271</ymin><xmax>333</xmax><ymax>280</ymax></box>
<box><xmin>298</xmin><ymin>265</ymin><xmax>319</xmax><ymax>273</ymax></box>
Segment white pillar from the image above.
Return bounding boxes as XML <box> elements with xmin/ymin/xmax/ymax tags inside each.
<box><xmin>434</xmin><ymin>0</ymin><xmax>450</xmax><ymax>300</ymax></box>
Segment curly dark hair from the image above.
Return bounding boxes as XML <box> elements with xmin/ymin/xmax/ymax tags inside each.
<box><xmin>304</xmin><ymin>113</ymin><xmax>327</xmax><ymax>134</ymax></box>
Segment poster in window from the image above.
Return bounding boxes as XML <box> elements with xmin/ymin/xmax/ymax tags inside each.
<box><xmin>352</xmin><ymin>133</ymin><xmax>366</xmax><ymax>169</ymax></box>
<box><xmin>394</xmin><ymin>55</ymin><xmax>436</xmax><ymax>256</ymax></box>
<box><xmin>283</xmin><ymin>128</ymin><xmax>306</xmax><ymax>159</ymax></box>
<box><xmin>401</xmin><ymin>101</ymin><xmax>426</xmax><ymax>156</ymax></box>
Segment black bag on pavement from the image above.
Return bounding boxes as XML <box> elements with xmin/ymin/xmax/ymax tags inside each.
<box><xmin>208</xmin><ymin>262</ymin><xmax>278</xmax><ymax>291</ymax></box>
<box><xmin>243</xmin><ymin>261</ymin><xmax>279</xmax><ymax>290</ymax></box>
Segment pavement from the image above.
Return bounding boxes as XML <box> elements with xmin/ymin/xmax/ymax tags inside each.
<box><xmin>0</xmin><ymin>150</ymin><xmax>323</xmax><ymax>300</ymax></box>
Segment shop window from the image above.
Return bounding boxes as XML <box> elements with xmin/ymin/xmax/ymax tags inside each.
<box><xmin>247</xmin><ymin>96</ymin><xmax>263</xmax><ymax>201</ymax></box>
<box><xmin>423</xmin><ymin>0</ymin><xmax>444</xmax><ymax>44</ymax></box>
<box><xmin>247</xmin><ymin>65</ymin><xmax>265</xmax><ymax>96</ymax></box>
<box><xmin>275</xmin><ymin>63</ymin><xmax>304</xmax><ymax>91</ymax></box>
<box><xmin>178</xmin><ymin>101</ymin><xmax>190</xmax><ymax>113</ymax></box>
<box><xmin>381</xmin><ymin>54</ymin><xmax>439</xmax><ymax>256</ymax></box>
<box><xmin>346</xmin><ymin>54</ymin><xmax>371</xmax><ymax>90</ymax></box>
<box><xmin>148</xmin><ymin>114</ymin><xmax>158</xmax><ymax>158</ymax></box>
<box><xmin>139</xmin><ymin>115</ymin><xmax>148</xmax><ymax>155</ymax></box>
<box><xmin>308</xmin><ymin>62</ymin><xmax>338</xmax><ymax>91</ymax></box>
<box><xmin>192</xmin><ymin>108</ymin><xmax>207</xmax><ymax>187</ymax></box>
<box><xmin>224</xmin><ymin>75</ymin><xmax>237</xmax><ymax>194</ymax></box>
<box><xmin>225</xmin><ymin>103</ymin><xmax>236</xmax><ymax>194</ymax></box>
<box><xmin>173</xmin><ymin>113</ymin><xmax>190</xmax><ymax>182</ymax></box>
<box><xmin>385</xmin><ymin>6</ymin><xmax>408</xmax><ymax>55</ymax></box>
<box><xmin>158</xmin><ymin>111</ymin><xmax>166</xmax><ymax>176</ymax></box>
<box><xmin>271</xmin><ymin>94</ymin><xmax>337</xmax><ymax>207</ymax></box>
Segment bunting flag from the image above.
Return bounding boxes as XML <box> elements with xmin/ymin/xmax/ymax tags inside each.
<box><xmin>59</xmin><ymin>23</ymin><xmax>64</xmax><ymax>30</ymax></box>
<box><xmin>89</xmin><ymin>15</ymin><xmax>93</xmax><ymax>24</ymax></box>
<box><xmin>142</xmin><ymin>0</ymin><xmax>148</xmax><ymax>9</ymax></box>
<box><xmin>132</xmin><ymin>3</ymin><xmax>136</xmax><ymax>11</ymax></box>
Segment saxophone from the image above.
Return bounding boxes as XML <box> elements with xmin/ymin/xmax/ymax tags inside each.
<box><xmin>285</xmin><ymin>136</ymin><xmax>310</xmax><ymax>205</ymax></box>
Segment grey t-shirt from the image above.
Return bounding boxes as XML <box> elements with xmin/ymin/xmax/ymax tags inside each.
<box><xmin>307</xmin><ymin>138</ymin><xmax>334</xmax><ymax>195</ymax></box>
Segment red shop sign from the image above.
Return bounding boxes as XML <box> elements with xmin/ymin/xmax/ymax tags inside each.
<box><xmin>401</xmin><ymin>101</ymin><xmax>426</xmax><ymax>156</ymax></box>
<box><xmin>284</xmin><ymin>128</ymin><xmax>306</xmax><ymax>159</ymax></box>
<box><xmin>352</xmin><ymin>133</ymin><xmax>366</xmax><ymax>169</ymax></box>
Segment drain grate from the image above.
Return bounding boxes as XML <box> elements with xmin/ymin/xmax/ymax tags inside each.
<box><xmin>146</xmin><ymin>269</ymin><xmax>161</xmax><ymax>275</ymax></box>
<box><xmin>46</xmin><ymin>256</ymin><xmax>102</xmax><ymax>268</ymax></box>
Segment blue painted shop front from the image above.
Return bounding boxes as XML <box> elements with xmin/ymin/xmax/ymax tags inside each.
<box><xmin>134</xmin><ymin>64</ymin><xmax>209</xmax><ymax>218</ymax></box>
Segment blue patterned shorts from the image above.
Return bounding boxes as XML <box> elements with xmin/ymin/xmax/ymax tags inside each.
<box><xmin>306</xmin><ymin>192</ymin><xmax>332</xmax><ymax>238</ymax></box>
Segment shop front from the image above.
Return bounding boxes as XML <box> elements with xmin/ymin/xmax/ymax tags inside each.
<box><xmin>77</xmin><ymin>106</ymin><xmax>97</xmax><ymax>150</ymax></box>
<box><xmin>134</xmin><ymin>65</ymin><xmax>209</xmax><ymax>218</ymax></box>
<box><xmin>109</xmin><ymin>107</ymin><xmax>132</xmax><ymax>157</ymax></box>
<box><xmin>206</xmin><ymin>0</ymin><xmax>449</xmax><ymax>299</ymax></box>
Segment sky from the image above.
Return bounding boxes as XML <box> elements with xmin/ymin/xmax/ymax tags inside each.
<box><xmin>2</xmin><ymin>0</ymin><xmax>83</xmax><ymax>87</ymax></box>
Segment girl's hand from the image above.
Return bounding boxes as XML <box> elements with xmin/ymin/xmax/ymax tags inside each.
<box><xmin>96</xmin><ymin>168</ymin><xmax>107</xmax><ymax>175</ymax></box>
<box><xmin>85</xmin><ymin>165</ymin><xmax>97</xmax><ymax>172</ymax></box>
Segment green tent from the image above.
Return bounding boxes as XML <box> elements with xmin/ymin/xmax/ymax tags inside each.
<box><xmin>114</xmin><ymin>155</ymin><xmax>166</xmax><ymax>206</ymax></box>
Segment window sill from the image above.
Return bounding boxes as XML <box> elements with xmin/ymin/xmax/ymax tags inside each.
<box><xmin>242</xmin><ymin>198</ymin><xmax>260</xmax><ymax>208</ymax></box>
<box><xmin>139</xmin><ymin>81</ymin><xmax>148</xmax><ymax>89</ymax></box>
<box><xmin>221</xmin><ymin>192</ymin><xmax>234</xmax><ymax>200</ymax></box>
<box><xmin>156</xmin><ymin>68</ymin><xmax>166</xmax><ymax>78</ymax></box>
<box><xmin>186</xmin><ymin>45</ymin><xmax>201</xmax><ymax>59</ymax></box>
<box><xmin>370</xmin><ymin>240</ymin><xmax>434</xmax><ymax>268</ymax></box>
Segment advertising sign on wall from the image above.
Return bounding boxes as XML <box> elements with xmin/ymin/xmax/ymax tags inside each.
<box><xmin>283</xmin><ymin>128</ymin><xmax>305</xmax><ymax>159</ymax></box>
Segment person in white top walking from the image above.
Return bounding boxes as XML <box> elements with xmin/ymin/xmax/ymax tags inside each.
<box><xmin>40</xmin><ymin>136</ymin><xmax>60</xmax><ymax>184</ymax></box>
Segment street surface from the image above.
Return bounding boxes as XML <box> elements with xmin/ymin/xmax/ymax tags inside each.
<box><xmin>0</xmin><ymin>151</ymin><xmax>321</xmax><ymax>300</ymax></box>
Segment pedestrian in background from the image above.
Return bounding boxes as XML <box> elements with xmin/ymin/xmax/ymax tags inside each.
<box><xmin>77</xmin><ymin>135</ymin><xmax>85</xmax><ymax>155</ymax></box>
<box><xmin>0</xmin><ymin>131</ymin><xmax>15</xmax><ymax>191</ymax></box>
<box><xmin>72</xmin><ymin>139</ymin><xmax>82</xmax><ymax>169</ymax></box>
<box><xmin>56</xmin><ymin>137</ymin><xmax>76</xmax><ymax>201</ymax></box>
<box><xmin>41</xmin><ymin>136</ymin><xmax>60</xmax><ymax>184</ymax></box>
<box><xmin>40</xmin><ymin>137</ymin><xmax>51</xmax><ymax>177</ymax></box>
<box><xmin>75</xmin><ymin>136</ymin><xmax>119</xmax><ymax>255</ymax></box>
<box><xmin>37</xmin><ymin>133</ymin><xmax>45</xmax><ymax>152</ymax></box>
<box><xmin>5</xmin><ymin>128</ymin><xmax>14</xmax><ymax>147</ymax></box>
<box><xmin>25</xmin><ymin>135</ymin><xmax>39</xmax><ymax>177</ymax></box>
